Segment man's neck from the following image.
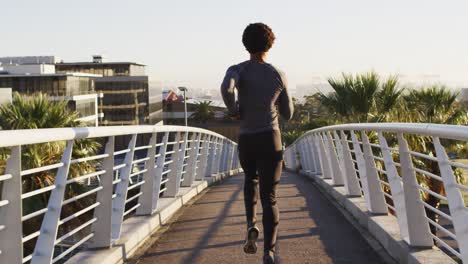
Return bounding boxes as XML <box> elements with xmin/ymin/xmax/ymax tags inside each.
<box><xmin>250</xmin><ymin>52</ymin><xmax>267</xmax><ymax>63</ymax></box>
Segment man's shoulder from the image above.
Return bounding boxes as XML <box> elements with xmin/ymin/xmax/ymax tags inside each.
<box><xmin>266</xmin><ymin>64</ymin><xmax>287</xmax><ymax>85</ymax></box>
<box><xmin>266</xmin><ymin>63</ymin><xmax>285</xmax><ymax>76</ymax></box>
<box><xmin>234</xmin><ymin>60</ymin><xmax>251</xmax><ymax>71</ymax></box>
<box><xmin>226</xmin><ymin>61</ymin><xmax>251</xmax><ymax>76</ymax></box>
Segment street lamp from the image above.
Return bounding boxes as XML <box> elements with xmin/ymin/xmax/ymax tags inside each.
<box><xmin>178</xmin><ymin>86</ymin><xmax>188</xmax><ymax>126</ymax></box>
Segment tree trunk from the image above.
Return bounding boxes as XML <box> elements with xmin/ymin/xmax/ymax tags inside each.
<box><xmin>424</xmin><ymin>194</ymin><xmax>440</xmax><ymax>235</ymax></box>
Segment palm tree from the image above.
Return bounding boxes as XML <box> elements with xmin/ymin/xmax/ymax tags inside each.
<box><xmin>0</xmin><ymin>93</ymin><xmax>79</xmax><ymax>129</ymax></box>
<box><xmin>319</xmin><ymin>72</ymin><xmax>403</xmax><ymax>122</ymax></box>
<box><xmin>395</xmin><ymin>86</ymin><xmax>467</xmax><ymax>233</ymax></box>
<box><xmin>320</xmin><ymin>77</ymin><xmax>466</xmax><ymax>234</ymax></box>
<box><xmin>190</xmin><ymin>100</ymin><xmax>215</xmax><ymax>123</ymax></box>
<box><xmin>0</xmin><ymin>92</ymin><xmax>101</xmax><ymax>252</ymax></box>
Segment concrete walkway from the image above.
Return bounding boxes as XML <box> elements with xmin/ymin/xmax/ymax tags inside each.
<box><xmin>132</xmin><ymin>171</ymin><xmax>385</xmax><ymax>264</ymax></box>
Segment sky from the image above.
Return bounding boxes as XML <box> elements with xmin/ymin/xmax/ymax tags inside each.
<box><xmin>2</xmin><ymin>0</ymin><xmax>468</xmax><ymax>93</ymax></box>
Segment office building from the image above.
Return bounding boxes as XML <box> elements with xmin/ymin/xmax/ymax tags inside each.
<box><xmin>0</xmin><ymin>61</ymin><xmax>101</xmax><ymax>126</ymax></box>
<box><xmin>56</xmin><ymin>56</ymin><xmax>163</xmax><ymax>126</ymax></box>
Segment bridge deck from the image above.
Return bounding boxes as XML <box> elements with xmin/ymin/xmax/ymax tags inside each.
<box><xmin>132</xmin><ymin>171</ymin><xmax>385</xmax><ymax>263</ymax></box>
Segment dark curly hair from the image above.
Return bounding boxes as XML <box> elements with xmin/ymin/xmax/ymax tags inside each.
<box><xmin>242</xmin><ymin>23</ymin><xmax>276</xmax><ymax>54</ymax></box>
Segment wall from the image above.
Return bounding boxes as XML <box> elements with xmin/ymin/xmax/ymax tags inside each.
<box><xmin>0</xmin><ymin>88</ymin><xmax>12</xmax><ymax>105</ymax></box>
<box><xmin>2</xmin><ymin>64</ymin><xmax>56</xmax><ymax>74</ymax></box>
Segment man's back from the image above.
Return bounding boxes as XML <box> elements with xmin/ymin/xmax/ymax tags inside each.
<box><xmin>221</xmin><ymin>60</ymin><xmax>293</xmax><ymax>134</ymax></box>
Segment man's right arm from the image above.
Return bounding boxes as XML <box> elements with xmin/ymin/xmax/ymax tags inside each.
<box><xmin>220</xmin><ymin>65</ymin><xmax>239</xmax><ymax>116</ymax></box>
<box><xmin>278</xmin><ymin>73</ymin><xmax>294</xmax><ymax>120</ymax></box>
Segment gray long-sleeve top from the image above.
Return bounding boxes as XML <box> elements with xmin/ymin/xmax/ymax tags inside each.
<box><xmin>220</xmin><ymin>60</ymin><xmax>294</xmax><ymax>134</ymax></box>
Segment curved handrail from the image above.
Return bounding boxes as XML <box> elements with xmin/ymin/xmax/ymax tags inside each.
<box><xmin>284</xmin><ymin>123</ymin><xmax>468</xmax><ymax>262</ymax></box>
<box><xmin>0</xmin><ymin>125</ymin><xmax>240</xmax><ymax>263</ymax></box>
<box><xmin>288</xmin><ymin>123</ymin><xmax>468</xmax><ymax>147</ymax></box>
<box><xmin>0</xmin><ymin>125</ymin><xmax>233</xmax><ymax>148</ymax></box>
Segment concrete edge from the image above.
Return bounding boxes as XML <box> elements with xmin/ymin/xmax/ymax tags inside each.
<box><xmin>66</xmin><ymin>168</ymin><xmax>243</xmax><ymax>264</ymax></box>
<box><xmin>293</xmin><ymin>170</ymin><xmax>456</xmax><ymax>264</ymax></box>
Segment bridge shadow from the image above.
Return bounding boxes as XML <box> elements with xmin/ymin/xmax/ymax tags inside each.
<box><xmin>137</xmin><ymin>172</ymin><xmax>384</xmax><ymax>264</ymax></box>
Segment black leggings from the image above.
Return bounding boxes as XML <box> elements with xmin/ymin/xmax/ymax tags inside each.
<box><xmin>238</xmin><ymin>130</ymin><xmax>283</xmax><ymax>253</ymax></box>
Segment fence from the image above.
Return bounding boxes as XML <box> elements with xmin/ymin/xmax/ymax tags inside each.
<box><xmin>0</xmin><ymin>125</ymin><xmax>239</xmax><ymax>264</ymax></box>
<box><xmin>284</xmin><ymin>123</ymin><xmax>468</xmax><ymax>263</ymax></box>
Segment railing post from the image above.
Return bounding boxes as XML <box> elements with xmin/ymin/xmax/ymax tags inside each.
<box><xmin>299</xmin><ymin>139</ymin><xmax>308</xmax><ymax>172</ymax></box>
<box><xmin>316</xmin><ymin>133</ymin><xmax>332</xmax><ymax>179</ymax></box>
<box><xmin>292</xmin><ymin>142</ymin><xmax>302</xmax><ymax>171</ymax></box>
<box><xmin>305</xmin><ymin>136</ymin><xmax>316</xmax><ymax>174</ymax></box>
<box><xmin>339</xmin><ymin>131</ymin><xmax>361</xmax><ymax>196</ymax></box>
<box><xmin>307</xmin><ymin>135</ymin><xmax>320</xmax><ymax>175</ymax></box>
<box><xmin>361</xmin><ymin>131</ymin><xmax>387</xmax><ymax>214</ymax></box>
<box><xmin>283</xmin><ymin>148</ymin><xmax>291</xmax><ymax>169</ymax></box>
<box><xmin>333</xmin><ymin>131</ymin><xmax>345</xmax><ymax>170</ymax></box>
<box><xmin>377</xmin><ymin>132</ymin><xmax>409</xmax><ymax>240</ymax></box>
<box><xmin>325</xmin><ymin>131</ymin><xmax>344</xmax><ymax>185</ymax></box>
<box><xmin>226</xmin><ymin>141</ymin><xmax>234</xmax><ymax>172</ymax></box>
<box><xmin>299</xmin><ymin>138</ymin><xmax>308</xmax><ymax>172</ymax></box>
<box><xmin>165</xmin><ymin>132</ymin><xmax>187</xmax><ymax>197</ymax></box>
<box><xmin>351</xmin><ymin>131</ymin><xmax>370</xmax><ymax>204</ymax></box>
<box><xmin>0</xmin><ymin>146</ymin><xmax>22</xmax><ymax>263</ymax></box>
<box><xmin>232</xmin><ymin>143</ymin><xmax>240</xmax><ymax>170</ymax></box>
<box><xmin>91</xmin><ymin>136</ymin><xmax>115</xmax><ymax>248</ymax></box>
<box><xmin>312</xmin><ymin>135</ymin><xmax>323</xmax><ymax>175</ymax></box>
<box><xmin>219</xmin><ymin>140</ymin><xmax>227</xmax><ymax>173</ymax></box>
<box><xmin>206</xmin><ymin>136</ymin><xmax>215</xmax><ymax>177</ymax></box>
<box><xmin>227</xmin><ymin>141</ymin><xmax>234</xmax><ymax>172</ymax></box>
<box><xmin>433</xmin><ymin>136</ymin><xmax>468</xmax><ymax>261</ymax></box>
<box><xmin>196</xmin><ymin>134</ymin><xmax>210</xmax><ymax>180</ymax></box>
<box><xmin>181</xmin><ymin>133</ymin><xmax>200</xmax><ymax>187</ymax></box>
<box><xmin>397</xmin><ymin>133</ymin><xmax>433</xmax><ymax>247</ymax></box>
<box><xmin>217</xmin><ymin>139</ymin><xmax>225</xmax><ymax>174</ymax></box>
<box><xmin>208</xmin><ymin>138</ymin><xmax>216</xmax><ymax>175</ymax></box>
<box><xmin>296</xmin><ymin>141</ymin><xmax>303</xmax><ymax>170</ymax></box>
<box><xmin>111</xmin><ymin>134</ymin><xmax>137</xmax><ymax>241</ymax></box>
<box><xmin>212</xmin><ymin>138</ymin><xmax>222</xmax><ymax>175</ymax></box>
<box><xmin>137</xmin><ymin>132</ymin><xmax>158</xmax><ymax>215</ymax></box>
<box><xmin>151</xmin><ymin>132</ymin><xmax>169</xmax><ymax>210</ymax></box>
<box><xmin>294</xmin><ymin>144</ymin><xmax>301</xmax><ymax>171</ymax></box>
<box><xmin>165</xmin><ymin>131</ymin><xmax>181</xmax><ymax>190</ymax></box>
<box><xmin>32</xmin><ymin>141</ymin><xmax>74</xmax><ymax>264</ymax></box>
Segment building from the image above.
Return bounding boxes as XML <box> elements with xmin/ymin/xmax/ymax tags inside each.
<box><xmin>0</xmin><ymin>56</ymin><xmax>61</xmax><ymax>65</ymax></box>
<box><xmin>56</xmin><ymin>56</ymin><xmax>163</xmax><ymax>126</ymax></box>
<box><xmin>0</xmin><ymin>62</ymin><xmax>101</xmax><ymax>126</ymax></box>
<box><xmin>162</xmin><ymin>90</ymin><xmax>239</xmax><ymax>141</ymax></box>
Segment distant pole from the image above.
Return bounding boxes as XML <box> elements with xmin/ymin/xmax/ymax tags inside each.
<box><xmin>183</xmin><ymin>90</ymin><xmax>187</xmax><ymax>126</ymax></box>
<box><xmin>178</xmin><ymin>87</ymin><xmax>188</xmax><ymax>126</ymax></box>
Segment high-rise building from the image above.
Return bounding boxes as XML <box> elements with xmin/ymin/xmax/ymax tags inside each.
<box><xmin>56</xmin><ymin>56</ymin><xmax>163</xmax><ymax>126</ymax></box>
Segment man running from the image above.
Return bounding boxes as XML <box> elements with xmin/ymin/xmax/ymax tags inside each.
<box><xmin>220</xmin><ymin>22</ymin><xmax>294</xmax><ymax>264</ymax></box>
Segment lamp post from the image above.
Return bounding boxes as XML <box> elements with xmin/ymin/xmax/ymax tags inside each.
<box><xmin>178</xmin><ymin>86</ymin><xmax>188</xmax><ymax>126</ymax></box>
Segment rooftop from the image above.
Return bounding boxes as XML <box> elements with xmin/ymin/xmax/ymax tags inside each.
<box><xmin>0</xmin><ymin>72</ymin><xmax>103</xmax><ymax>78</ymax></box>
<box><xmin>56</xmin><ymin>61</ymin><xmax>146</xmax><ymax>67</ymax></box>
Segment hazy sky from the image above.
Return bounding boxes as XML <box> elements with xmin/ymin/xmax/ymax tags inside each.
<box><xmin>2</xmin><ymin>0</ymin><xmax>468</xmax><ymax>92</ymax></box>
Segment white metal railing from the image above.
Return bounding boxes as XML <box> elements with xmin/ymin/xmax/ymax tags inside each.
<box><xmin>0</xmin><ymin>125</ymin><xmax>240</xmax><ymax>264</ymax></box>
<box><xmin>284</xmin><ymin>123</ymin><xmax>468</xmax><ymax>263</ymax></box>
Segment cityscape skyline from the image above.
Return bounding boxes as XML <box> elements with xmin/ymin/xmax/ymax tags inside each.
<box><xmin>2</xmin><ymin>0</ymin><xmax>468</xmax><ymax>94</ymax></box>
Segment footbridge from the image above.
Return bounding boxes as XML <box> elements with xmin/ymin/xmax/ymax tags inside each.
<box><xmin>0</xmin><ymin>124</ymin><xmax>466</xmax><ymax>263</ymax></box>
